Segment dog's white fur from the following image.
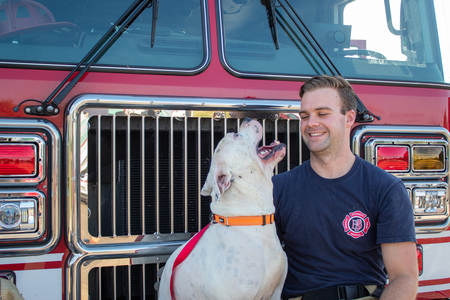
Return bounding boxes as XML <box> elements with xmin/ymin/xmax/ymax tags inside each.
<box><xmin>158</xmin><ymin>119</ymin><xmax>287</xmax><ymax>300</ymax></box>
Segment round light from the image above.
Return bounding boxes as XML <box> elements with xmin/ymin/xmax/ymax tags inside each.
<box><xmin>0</xmin><ymin>204</ymin><xmax>21</xmax><ymax>229</ymax></box>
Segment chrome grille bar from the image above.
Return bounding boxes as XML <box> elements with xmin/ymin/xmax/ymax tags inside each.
<box><xmin>112</xmin><ymin>115</ymin><xmax>117</xmax><ymax>237</ymax></box>
<box><xmin>127</xmin><ymin>115</ymin><xmax>131</xmax><ymax>236</ymax></box>
<box><xmin>197</xmin><ymin>117</ymin><xmax>202</xmax><ymax>232</ymax></box>
<box><xmin>287</xmin><ymin>119</ymin><xmax>290</xmax><ymax>171</ymax></box>
<box><xmin>184</xmin><ymin>116</ymin><xmax>188</xmax><ymax>232</ymax></box>
<box><xmin>170</xmin><ymin>116</ymin><xmax>174</xmax><ymax>234</ymax></box>
<box><xmin>275</xmin><ymin>119</ymin><xmax>279</xmax><ymax>174</ymax></box>
<box><xmin>156</xmin><ymin>114</ymin><xmax>160</xmax><ymax>234</ymax></box>
<box><xmin>97</xmin><ymin>116</ymin><xmax>102</xmax><ymax>237</ymax></box>
<box><xmin>142</xmin><ymin>116</ymin><xmax>146</xmax><ymax>235</ymax></box>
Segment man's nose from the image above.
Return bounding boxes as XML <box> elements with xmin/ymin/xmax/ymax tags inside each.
<box><xmin>306</xmin><ymin>114</ymin><xmax>320</xmax><ymax>127</ymax></box>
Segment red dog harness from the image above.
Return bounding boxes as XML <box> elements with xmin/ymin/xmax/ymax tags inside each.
<box><xmin>169</xmin><ymin>213</ymin><xmax>274</xmax><ymax>299</ymax></box>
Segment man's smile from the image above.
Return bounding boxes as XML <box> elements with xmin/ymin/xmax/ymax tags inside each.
<box><xmin>309</xmin><ymin>132</ymin><xmax>325</xmax><ymax>137</ymax></box>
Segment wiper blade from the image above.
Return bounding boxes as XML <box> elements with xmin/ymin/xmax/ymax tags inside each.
<box><xmin>262</xmin><ymin>0</ymin><xmax>279</xmax><ymax>50</ymax></box>
<box><xmin>278</xmin><ymin>0</ymin><xmax>380</xmax><ymax>123</ymax></box>
<box><xmin>151</xmin><ymin>0</ymin><xmax>159</xmax><ymax>47</ymax></box>
<box><xmin>19</xmin><ymin>0</ymin><xmax>155</xmax><ymax>116</ymax></box>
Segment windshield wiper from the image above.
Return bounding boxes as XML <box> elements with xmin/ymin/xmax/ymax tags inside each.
<box><xmin>151</xmin><ymin>0</ymin><xmax>159</xmax><ymax>47</ymax></box>
<box><xmin>262</xmin><ymin>0</ymin><xmax>279</xmax><ymax>50</ymax></box>
<box><xmin>277</xmin><ymin>0</ymin><xmax>380</xmax><ymax>123</ymax></box>
<box><xmin>16</xmin><ymin>0</ymin><xmax>158</xmax><ymax>116</ymax></box>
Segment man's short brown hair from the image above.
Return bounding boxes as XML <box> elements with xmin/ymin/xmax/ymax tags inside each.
<box><xmin>299</xmin><ymin>75</ymin><xmax>357</xmax><ymax>115</ymax></box>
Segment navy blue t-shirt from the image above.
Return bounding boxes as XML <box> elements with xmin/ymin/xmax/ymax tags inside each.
<box><xmin>273</xmin><ymin>156</ymin><xmax>416</xmax><ymax>299</ymax></box>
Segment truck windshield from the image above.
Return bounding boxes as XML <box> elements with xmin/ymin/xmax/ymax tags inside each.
<box><xmin>219</xmin><ymin>0</ymin><xmax>450</xmax><ymax>85</ymax></box>
<box><xmin>0</xmin><ymin>0</ymin><xmax>206</xmax><ymax>71</ymax></box>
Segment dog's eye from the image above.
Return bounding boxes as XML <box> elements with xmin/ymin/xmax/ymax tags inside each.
<box><xmin>234</xmin><ymin>133</ymin><xmax>239</xmax><ymax>138</ymax></box>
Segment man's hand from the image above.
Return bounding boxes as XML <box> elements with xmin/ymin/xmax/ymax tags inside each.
<box><xmin>381</xmin><ymin>241</ymin><xmax>418</xmax><ymax>300</ymax></box>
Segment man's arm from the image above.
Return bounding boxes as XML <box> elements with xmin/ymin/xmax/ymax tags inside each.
<box><xmin>380</xmin><ymin>241</ymin><xmax>418</xmax><ymax>300</ymax></box>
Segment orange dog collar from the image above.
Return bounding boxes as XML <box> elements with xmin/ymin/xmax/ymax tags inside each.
<box><xmin>212</xmin><ymin>214</ymin><xmax>274</xmax><ymax>226</ymax></box>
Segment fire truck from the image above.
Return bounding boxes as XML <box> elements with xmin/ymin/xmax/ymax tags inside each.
<box><xmin>0</xmin><ymin>0</ymin><xmax>449</xmax><ymax>299</ymax></box>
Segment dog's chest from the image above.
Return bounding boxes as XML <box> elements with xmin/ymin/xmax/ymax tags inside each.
<box><xmin>172</xmin><ymin>225</ymin><xmax>285</xmax><ymax>299</ymax></box>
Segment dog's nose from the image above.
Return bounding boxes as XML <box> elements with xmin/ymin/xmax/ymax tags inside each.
<box><xmin>242</xmin><ymin>117</ymin><xmax>253</xmax><ymax>125</ymax></box>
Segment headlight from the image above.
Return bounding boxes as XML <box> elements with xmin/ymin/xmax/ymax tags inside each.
<box><xmin>414</xmin><ymin>189</ymin><xmax>446</xmax><ymax>215</ymax></box>
<box><xmin>0</xmin><ymin>200</ymin><xmax>36</xmax><ymax>232</ymax></box>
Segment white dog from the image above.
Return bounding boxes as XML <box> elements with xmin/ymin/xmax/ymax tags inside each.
<box><xmin>158</xmin><ymin>118</ymin><xmax>287</xmax><ymax>300</ymax></box>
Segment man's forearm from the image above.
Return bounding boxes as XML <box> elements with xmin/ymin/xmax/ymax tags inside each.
<box><xmin>380</xmin><ymin>274</ymin><xmax>418</xmax><ymax>300</ymax></box>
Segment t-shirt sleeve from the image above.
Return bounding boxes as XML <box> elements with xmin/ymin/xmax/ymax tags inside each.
<box><xmin>376</xmin><ymin>180</ymin><xmax>417</xmax><ymax>244</ymax></box>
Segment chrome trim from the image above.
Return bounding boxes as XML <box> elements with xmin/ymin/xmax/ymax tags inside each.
<box><xmin>373</xmin><ymin>144</ymin><xmax>410</xmax><ymax>173</ymax></box>
<box><xmin>0</xmin><ymin>191</ymin><xmax>44</xmax><ymax>240</ymax></box>
<box><xmin>66</xmin><ymin>94</ymin><xmax>300</xmax><ymax>253</ymax></box>
<box><xmin>0</xmin><ymin>0</ymin><xmax>210</xmax><ymax>76</ymax></box>
<box><xmin>352</xmin><ymin>125</ymin><xmax>450</xmax><ymax>157</ymax></box>
<box><xmin>78</xmin><ymin>255</ymin><xmax>170</xmax><ymax>300</ymax></box>
<box><xmin>66</xmin><ymin>95</ymin><xmax>300</xmax><ymax>299</ymax></box>
<box><xmin>67</xmin><ymin>249</ymin><xmax>176</xmax><ymax>300</ymax></box>
<box><xmin>363</xmin><ymin>137</ymin><xmax>448</xmax><ymax>178</ymax></box>
<box><xmin>352</xmin><ymin>125</ymin><xmax>450</xmax><ymax>233</ymax></box>
<box><xmin>404</xmin><ymin>181</ymin><xmax>450</xmax><ymax>234</ymax></box>
<box><xmin>412</xmin><ymin>145</ymin><xmax>446</xmax><ymax>172</ymax></box>
<box><xmin>0</xmin><ymin>118</ymin><xmax>61</xmax><ymax>255</ymax></box>
<box><xmin>0</xmin><ymin>134</ymin><xmax>46</xmax><ymax>184</ymax></box>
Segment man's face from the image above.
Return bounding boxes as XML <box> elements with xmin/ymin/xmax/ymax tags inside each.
<box><xmin>299</xmin><ymin>88</ymin><xmax>355</xmax><ymax>157</ymax></box>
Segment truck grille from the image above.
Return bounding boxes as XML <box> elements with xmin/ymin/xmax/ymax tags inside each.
<box><xmin>86</xmin><ymin>114</ymin><xmax>301</xmax><ymax>238</ymax></box>
<box><xmin>80</xmin><ymin>255</ymin><xmax>169</xmax><ymax>300</ymax></box>
<box><xmin>66</xmin><ymin>95</ymin><xmax>302</xmax><ymax>299</ymax></box>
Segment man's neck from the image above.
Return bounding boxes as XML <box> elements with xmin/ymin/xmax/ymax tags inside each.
<box><xmin>310</xmin><ymin>150</ymin><xmax>356</xmax><ymax>179</ymax></box>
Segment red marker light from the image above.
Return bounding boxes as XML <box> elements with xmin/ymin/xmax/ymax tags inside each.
<box><xmin>0</xmin><ymin>144</ymin><xmax>36</xmax><ymax>176</ymax></box>
<box><xmin>376</xmin><ymin>146</ymin><xmax>409</xmax><ymax>171</ymax></box>
<box><xmin>417</xmin><ymin>245</ymin><xmax>423</xmax><ymax>276</ymax></box>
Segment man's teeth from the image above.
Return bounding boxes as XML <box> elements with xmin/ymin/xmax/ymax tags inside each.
<box><xmin>310</xmin><ymin>132</ymin><xmax>324</xmax><ymax>136</ymax></box>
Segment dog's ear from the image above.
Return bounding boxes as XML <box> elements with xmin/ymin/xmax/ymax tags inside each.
<box><xmin>201</xmin><ymin>163</ymin><xmax>233</xmax><ymax>202</ymax></box>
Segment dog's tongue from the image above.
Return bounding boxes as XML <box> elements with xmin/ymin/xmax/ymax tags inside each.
<box><xmin>258</xmin><ymin>140</ymin><xmax>282</xmax><ymax>159</ymax></box>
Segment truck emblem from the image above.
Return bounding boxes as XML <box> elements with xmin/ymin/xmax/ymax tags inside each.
<box><xmin>342</xmin><ymin>211</ymin><xmax>371</xmax><ymax>239</ymax></box>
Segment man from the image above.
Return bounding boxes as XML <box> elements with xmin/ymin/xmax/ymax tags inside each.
<box><xmin>273</xmin><ymin>75</ymin><xmax>418</xmax><ymax>300</ymax></box>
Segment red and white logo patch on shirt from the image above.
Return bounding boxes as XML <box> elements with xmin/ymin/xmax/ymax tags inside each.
<box><xmin>342</xmin><ymin>211</ymin><xmax>371</xmax><ymax>239</ymax></box>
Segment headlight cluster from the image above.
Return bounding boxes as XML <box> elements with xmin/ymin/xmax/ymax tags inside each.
<box><xmin>353</xmin><ymin>126</ymin><xmax>450</xmax><ymax>233</ymax></box>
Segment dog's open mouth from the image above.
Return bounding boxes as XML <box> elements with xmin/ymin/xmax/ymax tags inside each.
<box><xmin>258</xmin><ymin>140</ymin><xmax>285</xmax><ymax>160</ymax></box>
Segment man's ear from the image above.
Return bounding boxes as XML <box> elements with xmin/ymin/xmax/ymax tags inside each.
<box><xmin>201</xmin><ymin>163</ymin><xmax>233</xmax><ymax>202</ymax></box>
<box><xmin>346</xmin><ymin>109</ymin><xmax>356</xmax><ymax>127</ymax></box>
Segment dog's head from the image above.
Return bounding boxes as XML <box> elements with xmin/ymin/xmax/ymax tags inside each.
<box><xmin>201</xmin><ymin>118</ymin><xmax>286</xmax><ymax>202</ymax></box>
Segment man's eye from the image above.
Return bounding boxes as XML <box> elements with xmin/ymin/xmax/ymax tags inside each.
<box><xmin>300</xmin><ymin>115</ymin><xmax>309</xmax><ymax>120</ymax></box>
<box><xmin>319</xmin><ymin>113</ymin><xmax>328</xmax><ymax>117</ymax></box>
